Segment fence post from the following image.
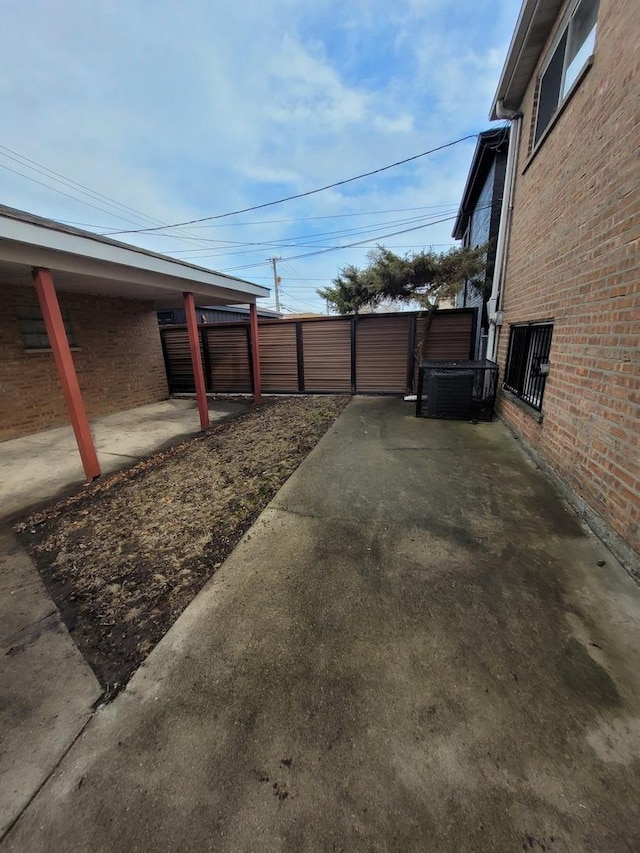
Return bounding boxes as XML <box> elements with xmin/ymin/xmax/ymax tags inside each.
<box><xmin>249</xmin><ymin>303</ymin><xmax>262</xmax><ymax>403</ymax></box>
<box><xmin>350</xmin><ymin>316</ymin><xmax>357</xmax><ymax>394</ymax></box>
<box><xmin>406</xmin><ymin>313</ymin><xmax>417</xmax><ymax>392</ymax></box>
<box><xmin>470</xmin><ymin>307</ymin><xmax>479</xmax><ymax>359</ymax></box>
<box><xmin>200</xmin><ymin>327</ymin><xmax>212</xmax><ymax>393</ymax></box>
<box><xmin>296</xmin><ymin>322</ymin><xmax>305</xmax><ymax>393</ymax></box>
<box><xmin>159</xmin><ymin>328</ymin><xmax>173</xmax><ymax>394</ymax></box>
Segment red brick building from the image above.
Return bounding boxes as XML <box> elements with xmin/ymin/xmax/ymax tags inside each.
<box><xmin>0</xmin><ymin>205</ymin><xmax>268</xmax><ymax>476</ymax></box>
<box><xmin>486</xmin><ymin>0</ymin><xmax>639</xmax><ymax>566</ymax></box>
<box><xmin>1</xmin><ymin>284</ymin><xmax>170</xmax><ymax>441</ymax></box>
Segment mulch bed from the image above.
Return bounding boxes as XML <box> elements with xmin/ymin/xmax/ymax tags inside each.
<box><xmin>15</xmin><ymin>396</ymin><xmax>349</xmax><ymax>693</ymax></box>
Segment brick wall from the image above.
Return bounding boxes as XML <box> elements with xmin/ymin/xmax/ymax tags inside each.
<box><xmin>496</xmin><ymin>0</ymin><xmax>640</xmax><ymax>555</ymax></box>
<box><xmin>0</xmin><ymin>283</ymin><xmax>169</xmax><ymax>441</ymax></box>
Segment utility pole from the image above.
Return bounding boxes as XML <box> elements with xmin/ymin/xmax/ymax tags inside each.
<box><xmin>269</xmin><ymin>257</ymin><xmax>282</xmax><ymax>313</ymax></box>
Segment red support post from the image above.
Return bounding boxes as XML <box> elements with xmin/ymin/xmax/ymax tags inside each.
<box><xmin>32</xmin><ymin>267</ymin><xmax>101</xmax><ymax>481</ymax></box>
<box><xmin>183</xmin><ymin>291</ymin><xmax>210</xmax><ymax>429</ymax></box>
<box><xmin>249</xmin><ymin>303</ymin><xmax>261</xmax><ymax>404</ymax></box>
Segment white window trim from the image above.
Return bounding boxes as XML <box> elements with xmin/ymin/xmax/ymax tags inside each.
<box><xmin>532</xmin><ymin>0</ymin><xmax>599</xmax><ymax>151</ymax></box>
<box><xmin>523</xmin><ymin>55</ymin><xmax>593</xmax><ymax>172</ymax></box>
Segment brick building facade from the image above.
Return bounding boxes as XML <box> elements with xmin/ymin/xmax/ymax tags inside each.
<box><xmin>0</xmin><ymin>205</ymin><xmax>268</xmax><ymax>476</ymax></box>
<box><xmin>0</xmin><ymin>284</ymin><xmax>168</xmax><ymax>441</ymax></box>
<box><xmin>490</xmin><ymin>0</ymin><xmax>639</xmax><ymax>560</ymax></box>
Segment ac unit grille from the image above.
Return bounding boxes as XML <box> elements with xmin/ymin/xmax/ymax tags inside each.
<box><xmin>416</xmin><ymin>359</ymin><xmax>498</xmax><ymax>421</ymax></box>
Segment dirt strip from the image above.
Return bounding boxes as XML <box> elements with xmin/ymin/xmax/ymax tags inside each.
<box><xmin>16</xmin><ymin>396</ymin><xmax>349</xmax><ymax>691</ymax></box>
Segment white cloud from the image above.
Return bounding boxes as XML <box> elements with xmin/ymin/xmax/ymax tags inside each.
<box><xmin>0</xmin><ymin>0</ymin><xmax>521</xmax><ymax>311</ymax></box>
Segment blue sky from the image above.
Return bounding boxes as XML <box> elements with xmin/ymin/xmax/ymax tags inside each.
<box><xmin>0</xmin><ymin>0</ymin><xmax>520</xmax><ymax>314</ymax></box>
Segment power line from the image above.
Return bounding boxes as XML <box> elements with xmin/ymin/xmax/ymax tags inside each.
<box><xmin>0</xmin><ymin>144</ymin><xmax>168</xmax><ymax>229</ymax></box>
<box><xmin>174</xmin><ymin>204</ymin><xmax>461</xmax><ymax>229</ymax></box>
<box><xmin>278</xmin><ymin>261</ymin><xmax>320</xmax><ymax>299</ymax></box>
<box><xmin>0</xmin><ymin>144</ymin><xmax>228</xmax><ymax>248</ymax></box>
<box><xmin>0</xmin><ymin>162</ymin><xmax>148</xmax><ymax>227</ymax></box>
<box><xmin>184</xmin><ymin>200</ymin><xmax>499</xmax><ymax>271</ymax></box>
<box><xmin>220</xmin><ymin>249</ymin><xmax>454</xmax><ymax>280</ymax></box>
<box><xmin>51</xmin><ymin>205</ymin><xmax>474</xmax><ymax>232</ymax></box>
<box><xmin>155</xmin><ymin>200</ymin><xmax>492</xmax><ymax>264</ymax></box>
<box><xmin>162</xmin><ymin>210</ymin><xmax>460</xmax><ymax>258</ymax></box>
<box><xmin>103</xmin><ymin>133</ymin><xmax>480</xmax><ymax>235</ymax></box>
<box><xmin>278</xmin><ymin>288</ymin><xmax>322</xmax><ymax>312</ymax></box>
<box><xmin>149</xmin><ymin>195</ymin><xmax>502</xmax><ymax>265</ymax></box>
<box><xmin>217</xmin><ymin>207</ymin><xmax>488</xmax><ymax>272</ymax></box>
<box><xmin>278</xmin><ymin>213</ymin><xmax>471</xmax><ymax>263</ymax></box>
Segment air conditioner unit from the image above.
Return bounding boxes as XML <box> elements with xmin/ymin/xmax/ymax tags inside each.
<box><xmin>416</xmin><ymin>360</ymin><xmax>499</xmax><ymax>421</ymax></box>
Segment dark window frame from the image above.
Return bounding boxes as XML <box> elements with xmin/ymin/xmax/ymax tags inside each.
<box><xmin>532</xmin><ymin>0</ymin><xmax>599</xmax><ymax>150</ymax></box>
<box><xmin>157</xmin><ymin>310</ymin><xmax>175</xmax><ymax>326</ymax></box>
<box><xmin>504</xmin><ymin>322</ymin><xmax>553</xmax><ymax>412</ymax></box>
<box><xmin>17</xmin><ymin>305</ymin><xmax>78</xmax><ymax>350</ymax></box>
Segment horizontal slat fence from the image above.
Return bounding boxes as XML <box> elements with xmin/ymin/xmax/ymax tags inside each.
<box><xmin>356</xmin><ymin>314</ymin><xmax>411</xmax><ymax>393</ymax></box>
<box><xmin>259</xmin><ymin>323</ymin><xmax>299</xmax><ymax>392</ymax></box>
<box><xmin>422</xmin><ymin>310</ymin><xmax>474</xmax><ymax>359</ymax></box>
<box><xmin>161</xmin><ymin>308</ymin><xmax>477</xmax><ymax>396</ymax></box>
<box><xmin>161</xmin><ymin>326</ymin><xmax>203</xmax><ymax>393</ymax></box>
<box><xmin>302</xmin><ymin>319</ymin><xmax>352</xmax><ymax>392</ymax></box>
<box><xmin>204</xmin><ymin>325</ymin><xmax>252</xmax><ymax>392</ymax></box>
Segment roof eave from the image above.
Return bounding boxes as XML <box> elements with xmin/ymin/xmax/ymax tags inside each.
<box><xmin>452</xmin><ymin>129</ymin><xmax>509</xmax><ymax>239</ymax></box>
<box><xmin>489</xmin><ymin>0</ymin><xmax>565</xmax><ymax>120</ymax></box>
<box><xmin>0</xmin><ymin>212</ymin><xmax>269</xmax><ymax>301</ymax></box>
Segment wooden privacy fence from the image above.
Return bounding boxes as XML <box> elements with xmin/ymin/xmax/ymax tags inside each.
<box><xmin>160</xmin><ymin>308</ymin><xmax>477</xmax><ymax>396</ymax></box>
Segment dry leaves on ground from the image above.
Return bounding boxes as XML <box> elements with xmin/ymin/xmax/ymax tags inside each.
<box><xmin>17</xmin><ymin>395</ymin><xmax>349</xmax><ymax>691</ymax></box>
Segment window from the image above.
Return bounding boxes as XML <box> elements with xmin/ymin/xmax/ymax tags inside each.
<box><xmin>157</xmin><ymin>310</ymin><xmax>175</xmax><ymax>325</ymax></box>
<box><xmin>534</xmin><ymin>0</ymin><xmax>599</xmax><ymax>145</ymax></box>
<box><xmin>504</xmin><ymin>323</ymin><xmax>553</xmax><ymax>411</ymax></box>
<box><xmin>18</xmin><ymin>306</ymin><xmax>77</xmax><ymax>349</ymax></box>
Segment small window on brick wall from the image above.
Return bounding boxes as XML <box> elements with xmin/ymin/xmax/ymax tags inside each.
<box><xmin>504</xmin><ymin>323</ymin><xmax>553</xmax><ymax>411</ymax></box>
<box><xmin>533</xmin><ymin>0</ymin><xmax>599</xmax><ymax>147</ymax></box>
<box><xmin>17</xmin><ymin>306</ymin><xmax>77</xmax><ymax>350</ymax></box>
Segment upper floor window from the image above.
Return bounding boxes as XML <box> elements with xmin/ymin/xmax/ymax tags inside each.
<box><xmin>534</xmin><ymin>0</ymin><xmax>599</xmax><ymax>146</ymax></box>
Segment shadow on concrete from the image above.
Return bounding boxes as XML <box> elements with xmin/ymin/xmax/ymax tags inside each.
<box><xmin>4</xmin><ymin>398</ymin><xmax>640</xmax><ymax>851</ymax></box>
<box><xmin>0</xmin><ymin>396</ymin><xmax>249</xmax><ymax>838</ymax></box>
<box><xmin>0</xmin><ymin>397</ymin><xmax>250</xmax><ymax>523</ymax></box>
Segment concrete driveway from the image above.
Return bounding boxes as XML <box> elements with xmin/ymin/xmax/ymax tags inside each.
<box><xmin>4</xmin><ymin>397</ymin><xmax>640</xmax><ymax>851</ymax></box>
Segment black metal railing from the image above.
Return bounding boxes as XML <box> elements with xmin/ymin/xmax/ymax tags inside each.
<box><xmin>504</xmin><ymin>322</ymin><xmax>553</xmax><ymax>411</ymax></box>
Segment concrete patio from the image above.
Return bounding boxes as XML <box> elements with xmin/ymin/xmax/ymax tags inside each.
<box><xmin>3</xmin><ymin>397</ymin><xmax>640</xmax><ymax>851</ymax></box>
<box><xmin>0</xmin><ymin>397</ymin><xmax>249</xmax><ymax>521</ymax></box>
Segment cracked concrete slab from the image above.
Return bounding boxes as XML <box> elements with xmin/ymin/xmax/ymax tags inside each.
<box><xmin>4</xmin><ymin>397</ymin><xmax>640</xmax><ymax>851</ymax></box>
<box><xmin>0</xmin><ymin>527</ymin><xmax>101</xmax><ymax>838</ymax></box>
<box><xmin>0</xmin><ymin>397</ymin><xmax>251</xmax><ymax>838</ymax></box>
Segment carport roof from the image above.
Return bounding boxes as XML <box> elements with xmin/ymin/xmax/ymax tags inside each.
<box><xmin>0</xmin><ymin>204</ymin><xmax>270</xmax><ymax>307</ymax></box>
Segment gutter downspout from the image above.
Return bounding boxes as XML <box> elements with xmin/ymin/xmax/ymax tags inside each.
<box><xmin>487</xmin><ymin>102</ymin><xmax>522</xmax><ymax>362</ymax></box>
